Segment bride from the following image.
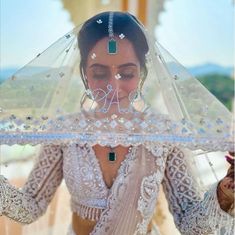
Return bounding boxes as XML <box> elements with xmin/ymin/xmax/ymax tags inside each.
<box><xmin>0</xmin><ymin>11</ymin><xmax>234</xmax><ymax>235</ymax></box>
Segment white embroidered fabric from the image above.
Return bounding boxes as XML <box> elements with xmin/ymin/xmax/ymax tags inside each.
<box><xmin>0</xmin><ymin>145</ymin><xmax>63</xmax><ymax>223</ymax></box>
<box><xmin>0</xmin><ymin>11</ymin><xmax>234</xmax><ymax>235</ymax></box>
<box><xmin>0</xmin><ymin>144</ymin><xmax>234</xmax><ymax>234</ymax></box>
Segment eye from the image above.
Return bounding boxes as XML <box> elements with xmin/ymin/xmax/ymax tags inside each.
<box><xmin>119</xmin><ymin>67</ymin><xmax>136</xmax><ymax>80</ymax></box>
<box><xmin>119</xmin><ymin>73</ymin><xmax>134</xmax><ymax>80</ymax></box>
<box><xmin>91</xmin><ymin>68</ymin><xmax>109</xmax><ymax>80</ymax></box>
<box><xmin>93</xmin><ymin>73</ymin><xmax>109</xmax><ymax>80</ymax></box>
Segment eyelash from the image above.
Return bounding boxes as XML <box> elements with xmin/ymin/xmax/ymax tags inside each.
<box><xmin>119</xmin><ymin>74</ymin><xmax>134</xmax><ymax>80</ymax></box>
<box><xmin>93</xmin><ymin>74</ymin><xmax>108</xmax><ymax>80</ymax></box>
<box><xmin>92</xmin><ymin>73</ymin><xmax>135</xmax><ymax>80</ymax></box>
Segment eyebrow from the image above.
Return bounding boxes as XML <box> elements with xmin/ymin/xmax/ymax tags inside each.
<box><xmin>118</xmin><ymin>63</ymin><xmax>137</xmax><ymax>68</ymax></box>
<box><xmin>89</xmin><ymin>63</ymin><xmax>108</xmax><ymax>69</ymax></box>
<box><xmin>89</xmin><ymin>63</ymin><xmax>137</xmax><ymax>69</ymax></box>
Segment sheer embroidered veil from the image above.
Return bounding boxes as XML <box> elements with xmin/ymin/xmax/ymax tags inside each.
<box><xmin>0</xmin><ymin>11</ymin><xmax>233</xmax><ymax>151</ymax></box>
<box><xmin>0</xmin><ymin>11</ymin><xmax>234</xmax><ymax>234</ymax></box>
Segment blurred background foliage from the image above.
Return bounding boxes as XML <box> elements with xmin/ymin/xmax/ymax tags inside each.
<box><xmin>198</xmin><ymin>74</ymin><xmax>234</xmax><ymax>111</ymax></box>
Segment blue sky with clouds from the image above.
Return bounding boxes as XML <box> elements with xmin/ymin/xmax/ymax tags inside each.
<box><xmin>0</xmin><ymin>0</ymin><xmax>234</xmax><ymax>69</ymax></box>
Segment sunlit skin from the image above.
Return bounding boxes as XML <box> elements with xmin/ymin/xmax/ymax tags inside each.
<box><xmin>85</xmin><ymin>37</ymin><xmax>141</xmax><ymax>116</ymax></box>
<box><xmin>71</xmin><ymin>38</ymin><xmax>153</xmax><ymax>235</ymax></box>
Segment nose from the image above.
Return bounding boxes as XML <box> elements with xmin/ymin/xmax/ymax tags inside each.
<box><xmin>108</xmin><ymin>77</ymin><xmax>118</xmax><ymax>91</ymax></box>
<box><xmin>108</xmin><ymin>67</ymin><xmax>121</xmax><ymax>91</ymax></box>
<box><xmin>103</xmin><ymin>68</ymin><xmax>124</xmax><ymax>99</ymax></box>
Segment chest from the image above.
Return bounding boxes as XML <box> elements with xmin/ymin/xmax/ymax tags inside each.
<box><xmin>63</xmin><ymin>144</ymin><xmax>134</xmax><ymax>190</ymax></box>
<box><xmin>62</xmin><ymin>143</ymin><xmax>168</xmax><ymax>200</ymax></box>
<box><xmin>92</xmin><ymin>144</ymin><xmax>131</xmax><ymax>188</ymax></box>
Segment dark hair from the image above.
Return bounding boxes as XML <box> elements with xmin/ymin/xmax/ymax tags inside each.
<box><xmin>78</xmin><ymin>11</ymin><xmax>149</xmax><ymax>89</ymax></box>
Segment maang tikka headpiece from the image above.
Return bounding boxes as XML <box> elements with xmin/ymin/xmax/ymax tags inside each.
<box><xmin>107</xmin><ymin>12</ymin><xmax>117</xmax><ymax>54</ymax></box>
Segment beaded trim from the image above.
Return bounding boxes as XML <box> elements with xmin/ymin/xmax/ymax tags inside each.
<box><xmin>0</xmin><ymin>132</ymin><xmax>233</xmax><ymax>151</ymax></box>
<box><xmin>71</xmin><ymin>202</ymin><xmax>105</xmax><ymax>221</ymax></box>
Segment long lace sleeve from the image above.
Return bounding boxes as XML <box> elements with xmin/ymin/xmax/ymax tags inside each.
<box><xmin>162</xmin><ymin>147</ymin><xmax>234</xmax><ymax>235</ymax></box>
<box><xmin>0</xmin><ymin>144</ymin><xmax>63</xmax><ymax>224</ymax></box>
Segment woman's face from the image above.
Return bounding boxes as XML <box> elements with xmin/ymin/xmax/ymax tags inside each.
<box><xmin>85</xmin><ymin>37</ymin><xmax>141</xmax><ymax>104</ymax></box>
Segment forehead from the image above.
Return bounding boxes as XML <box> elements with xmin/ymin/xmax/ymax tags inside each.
<box><xmin>87</xmin><ymin>37</ymin><xmax>139</xmax><ymax>67</ymax></box>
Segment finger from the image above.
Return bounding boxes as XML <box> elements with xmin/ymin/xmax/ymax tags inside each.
<box><xmin>220</xmin><ymin>178</ymin><xmax>235</xmax><ymax>199</ymax></box>
<box><xmin>228</xmin><ymin>151</ymin><xmax>235</xmax><ymax>157</ymax></box>
<box><xmin>225</xmin><ymin>155</ymin><xmax>234</xmax><ymax>165</ymax></box>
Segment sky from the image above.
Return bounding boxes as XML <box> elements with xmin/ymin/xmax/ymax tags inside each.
<box><xmin>0</xmin><ymin>0</ymin><xmax>73</xmax><ymax>69</ymax></box>
<box><xmin>0</xmin><ymin>0</ymin><xmax>234</xmax><ymax>69</ymax></box>
<box><xmin>156</xmin><ymin>0</ymin><xmax>234</xmax><ymax>67</ymax></box>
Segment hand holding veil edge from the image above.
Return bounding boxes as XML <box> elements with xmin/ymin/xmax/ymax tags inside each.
<box><xmin>0</xmin><ymin>11</ymin><xmax>234</xmax><ymax>235</ymax></box>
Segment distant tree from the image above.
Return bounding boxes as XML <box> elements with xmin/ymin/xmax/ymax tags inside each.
<box><xmin>197</xmin><ymin>74</ymin><xmax>234</xmax><ymax>111</ymax></box>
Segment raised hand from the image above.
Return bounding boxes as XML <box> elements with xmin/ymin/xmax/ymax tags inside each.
<box><xmin>217</xmin><ymin>151</ymin><xmax>234</xmax><ymax>214</ymax></box>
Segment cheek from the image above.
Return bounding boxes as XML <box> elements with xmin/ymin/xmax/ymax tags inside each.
<box><xmin>86</xmin><ymin>77</ymin><xmax>107</xmax><ymax>91</ymax></box>
<box><xmin>121</xmin><ymin>78</ymin><xmax>140</xmax><ymax>93</ymax></box>
<box><xmin>86</xmin><ymin>78</ymin><xmax>96</xmax><ymax>90</ymax></box>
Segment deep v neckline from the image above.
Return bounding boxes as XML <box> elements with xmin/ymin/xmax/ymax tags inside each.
<box><xmin>89</xmin><ymin>145</ymin><xmax>135</xmax><ymax>191</ymax></box>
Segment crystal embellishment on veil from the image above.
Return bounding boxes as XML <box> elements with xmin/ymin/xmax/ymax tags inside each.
<box><xmin>0</xmin><ymin>11</ymin><xmax>234</xmax><ymax>235</ymax></box>
<box><xmin>0</xmin><ymin>11</ymin><xmax>233</xmax><ymax>153</ymax></box>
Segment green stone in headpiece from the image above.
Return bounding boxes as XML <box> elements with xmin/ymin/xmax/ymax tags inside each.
<box><xmin>108</xmin><ymin>39</ymin><xmax>117</xmax><ymax>54</ymax></box>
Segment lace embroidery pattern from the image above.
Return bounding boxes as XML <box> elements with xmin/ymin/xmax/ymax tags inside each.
<box><xmin>146</xmin><ymin>143</ymin><xmax>173</xmax><ymax>170</ymax></box>
<box><xmin>71</xmin><ymin>202</ymin><xmax>104</xmax><ymax>221</ymax></box>
<box><xmin>135</xmin><ymin>173</ymin><xmax>160</xmax><ymax>235</ymax></box>
<box><xmin>135</xmin><ymin>144</ymin><xmax>170</xmax><ymax>235</ymax></box>
<box><xmin>63</xmin><ymin>143</ymin><xmax>109</xmax><ymax>220</ymax></box>
<box><xmin>0</xmin><ymin>145</ymin><xmax>63</xmax><ymax>224</ymax></box>
<box><xmin>1</xmin><ymin>143</ymin><xmax>234</xmax><ymax>234</ymax></box>
<box><xmin>162</xmin><ymin>147</ymin><xmax>234</xmax><ymax>235</ymax></box>
<box><xmin>90</xmin><ymin>146</ymin><xmax>137</xmax><ymax>234</ymax></box>
<box><xmin>1</xmin><ymin>112</ymin><xmax>232</xmax><ymax>152</ymax></box>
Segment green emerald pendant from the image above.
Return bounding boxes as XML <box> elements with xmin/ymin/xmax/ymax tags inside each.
<box><xmin>108</xmin><ymin>39</ymin><xmax>117</xmax><ymax>54</ymax></box>
<box><xmin>108</xmin><ymin>151</ymin><xmax>116</xmax><ymax>162</ymax></box>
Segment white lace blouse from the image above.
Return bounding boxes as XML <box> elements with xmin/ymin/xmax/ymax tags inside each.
<box><xmin>0</xmin><ymin>143</ymin><xmax>234</xmax><ymax>235</ymax></box>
